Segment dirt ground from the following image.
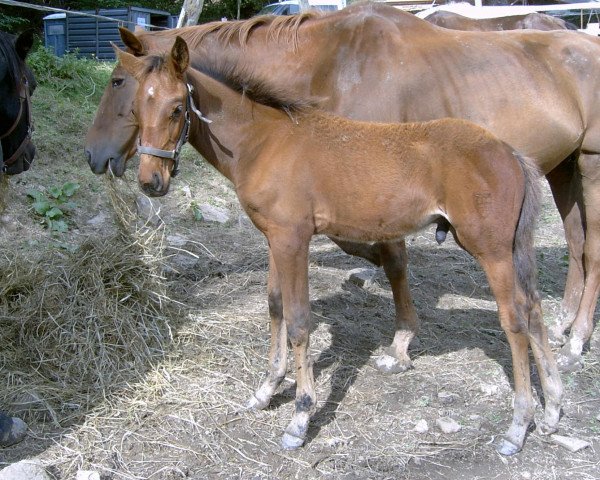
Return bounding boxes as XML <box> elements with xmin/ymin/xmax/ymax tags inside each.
<box><xmin>0</xmin><ymin>138</ymin><xmax>599</xmax><ymax>479</ymax></box>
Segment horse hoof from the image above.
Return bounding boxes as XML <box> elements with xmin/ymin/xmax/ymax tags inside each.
<box><xmin>556</xmin><ymin>352</ymin><xmax>583</xmax><ymax>373</ymax></box>
<box><xmin>374</xmin><ymin>354</ymin><xmax>413</xmax><ymax>374</ymax></box>
<box><xmin>246</xmin><ymin>395</ymin><xmax>270</xmax><ymax>411</ymax></box>
<box><xmin>0</xmin><ymin>414</ymin><xmax>27</xmax><ymax>448</ymax></box>
<box><xmin>548</xmin><ymin>332</ymin><xmax>567</xmax><ymax>348</ymax></box>
<box><xmin>496</xmin><ymin>437</ymin><xmax>521</xmax><ymax>456</ymax></box>
<box><xmin>281</xmin><ymin>432</ymin><xmax>305</xmax><ymax>450</ymax></box>
<box><xmin>536</xmin><ymin>422</ymin><xmax>558</xmax><ymax>436</ymax></box>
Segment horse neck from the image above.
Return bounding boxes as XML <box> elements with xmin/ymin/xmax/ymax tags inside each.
<box><xmin>185</xmin><ymin>68</ymin><xmax>279</xmax><ymax>184</ymax></box>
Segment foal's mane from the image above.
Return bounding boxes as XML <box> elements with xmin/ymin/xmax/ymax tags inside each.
<box><xmin>141</xmin><ymin>11</ymin><xmax>322</xmax><ymax>51</ymax></box>
<box><xmin>0</xmin><ymin>31</ymin><xmax>23</xmax><ymax>92</ymax></box>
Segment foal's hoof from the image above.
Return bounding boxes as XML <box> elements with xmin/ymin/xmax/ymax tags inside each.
<box><xmin>497</xmin><ymin>437</ymin><xmax>522</xmax><ymax>456</ymax></box>
<box><xmin>374</xmin><ymin>354</ymin><xmax>413</xmax><ymax>374</ymax></box>
<box><xmin>281</xmin><ymin>432</ymin><xmax>305</xmax><ymax>450</ymax></box>
<box><xmin>0</xmin><ymin>414</ymin><xmax>27</xmax><ymax>448</ymax></box>
<box><xmin>556</xmin><ymin>351</ymin><xmax>583</xmax><ymax>373</ymax></box>
<box><xmin>246</xmin><ymin>395</ymin><xmax>270</xmax><ymax>411</ymax></box>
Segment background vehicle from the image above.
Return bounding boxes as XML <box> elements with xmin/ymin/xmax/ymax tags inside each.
<box><xmin>258</xmin><ymin>0</ymin><xmax>346</xmax><ymax>15</ymax></box>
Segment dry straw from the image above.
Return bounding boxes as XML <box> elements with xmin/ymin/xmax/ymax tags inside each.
<box><xmin>0</xmin><ymin>176</ymin><xmax>174</xmax><ymax>426</ymax></box>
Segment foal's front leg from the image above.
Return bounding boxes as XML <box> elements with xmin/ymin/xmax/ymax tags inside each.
<box><xmin>247</xmin><ymin>249</ymin><xmax>288</xmax><ymax>410</ymax></box>
<box><xmin>269</xmin><ymin>229</ymin><xmax>315</xmax><ymax>450</ymax></box>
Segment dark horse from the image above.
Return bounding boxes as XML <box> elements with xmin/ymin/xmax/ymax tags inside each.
<box><xmin>0</xmin><ymin>29</ymin><xmax>35</xmax><ymax>448</ymax></box>
<box><xmin>86</xmin><ymin>3</ymin><xmax>600</xmax><ymax>372</ymax></box>
<box><xmin>423</xmin><ymin>10</ymin><xmax>576</xmax><ymax>31</ymax></box>
<box><xmin>116</xmin><ymin>36</ymin><xmax>562</xmax><ymax>455</ymax></box>
<box><xmin>0</xmin><ymin>30</ymin><xmax>36</xmax><ymax>176</ymax></box>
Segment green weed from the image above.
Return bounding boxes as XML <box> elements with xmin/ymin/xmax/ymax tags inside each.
<box><xmin>27</xmin><ymin>182</ymin><xmax>80</xmax><ymax>233</ymax></box>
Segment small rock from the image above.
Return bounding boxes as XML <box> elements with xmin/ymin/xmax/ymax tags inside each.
<box><xmin>181</xmin><ymin>185</ymin><xmax>192</xmax><ymax>198</ymax></box>
<box><xmin>348</xmin><ymin>268</ymin><xmax>377</xmax><ymax>288</ymax></box>
<box><xmin>86</xmin><ymin>212</ymin><xmax>107</xmax><ymax>226</ymax></box>
<box><xmin>520</xmin><ymin>472</ymin><xmax>532</xmax><ymax>480</ymax></box>
<box><xmin>0</xmin><ymin>460</ymin><xmax>50</xmax><ymax>480</ymax></box>
<box><xmin>551</xmin><ymin>434</ymin><xmax>591</xmax><ymax>452</ymax></box>
<box><xmin>596</xmin><ymin>412</ymin><xmax>600</xmax><ymax>422</ymax></box>
<box><xmin>76</xmin><ymin>471</ymin><xmax>101</xmax><ymax>480</ymax></box>
<box><xmin>436</xmin><ymin>417</ymin><xmax>462</xmax><ymax>434</ymax></box>
<box><xmin>437</xmin><ymin>391</ymin><xmax>458</xmax><ymax>405</ymax></box>
<box><xmin>480</xmin><ymin>383</ymin><xmax>500</xmax><ymax>396</ymax></box>
<box><xmin>414</xmin><ymin>419</ymin><xmax>429</xmax><ymax>433</ymax></box>
<box><xmin>167</xmin><ymin>234</ymin><xmax>188</xmax><ymax>247</ymax></box>
<box><xmin>135</xmin><ymin>195</ymin><xmax>162</xmax><ymax>226</ymax></box>
<box><xmin>199</xmin><ymin>203</ymin><xmax>230</xmax><ymax>223</ymax></box>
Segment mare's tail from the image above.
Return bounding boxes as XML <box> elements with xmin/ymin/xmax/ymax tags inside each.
<box><xmin>513</xmin><ymin>153</ymin><xmax>542</xmax><ymax>308</ymax></box>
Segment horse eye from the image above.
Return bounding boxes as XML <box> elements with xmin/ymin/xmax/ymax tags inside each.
<box><xmin>171</xmin><ymin>105</ymin><xmax>183</xmax><ymax>118</ymax></box>
<box><xmin>112</xmin><ymin>78</ymin><xmax>125</xmax><ymax>88</ymax></box>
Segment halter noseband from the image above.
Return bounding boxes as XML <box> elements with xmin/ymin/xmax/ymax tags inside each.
<box><xmin>1</xmin><ymin>75</ymin><xmax>34</xmax><ymax>172</ymax></box>
<box><xmin>136</xmin><ymin>83</ymin><xmax>211</xmax><ymax>177</ymax></box>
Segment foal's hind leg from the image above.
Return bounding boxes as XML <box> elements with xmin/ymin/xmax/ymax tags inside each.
<box><xmin>332</xmin><ymin>239</ymin><xmax>418</xmax><ymax>373</ymax></box>
<box><xmin>247</xmin><ymin>249</ymin><xmax>288</xmax><ymax>410</ymax></box>
<box><xmin>479</xmin><ymin>258</ymin><xmax>536</xmax><ymax>455</ymax></box>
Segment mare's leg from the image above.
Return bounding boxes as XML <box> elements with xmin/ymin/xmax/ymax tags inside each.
<box><xmin>525</xmin><ymin>292</ymin><xmax>562</xmax><ymax>435</ymax></box>
<box><xmin>331</xmin><ymin>238</ymin><xmax>419</xmax><ymax>373</ymax></box>
<box><xmin>247</xmin><ymin>249</ymin><xmax>288</xmax><ymax>410</ymax></box>
<box><xmin>269</xmin><ymin>229</ymin><xmax>315</xmax><ymax>450</ymax></box>
<box><xmin>545</xmin><ymin>156</ymin><xmax>585</xmax><ymax>344</ymax></box>
<box><xmin>558</xmin><ymin>153</ymin><xmax>600</xmax><ymax>370</ymax></box>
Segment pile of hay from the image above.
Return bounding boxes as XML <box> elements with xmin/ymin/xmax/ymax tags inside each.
<box><xmin>0</xmin><ymin>178</ymin><xmax>174</xmax><ymax>426</ymax></box>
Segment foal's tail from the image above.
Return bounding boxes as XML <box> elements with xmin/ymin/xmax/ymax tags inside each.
<box><xmin>513</xmin><ymin>152</ymin><xmax>542</xmax><ymax>308</ymax></box>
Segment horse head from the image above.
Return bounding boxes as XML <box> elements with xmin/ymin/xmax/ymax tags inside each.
<box><xmin>0</xmin><ymin>30</ymin><xmax>36</xmax><ymax>175</ymax></box>
<box><xmin>115</xmin><ymin>35</ymin><xmax>191</xmax><ymax>196</ymax></box>
<box><xmin>84</xmin><ymin>28</ymin><xmax>148</xmax><ymax>177</ymax></box>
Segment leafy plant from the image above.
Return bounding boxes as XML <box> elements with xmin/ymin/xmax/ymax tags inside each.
<box><xmin>27</xmin><ymin>182</ymin><xmax>80</xmax><ymax>233</ymax></box>
<box><xmin>190</xmin><ymin>201</ymin><xmax>203</xmax><ymax>221</ymax></box>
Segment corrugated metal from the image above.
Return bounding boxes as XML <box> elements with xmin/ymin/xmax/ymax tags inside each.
<box><xmin>44</xmin><ymin>7</ymin><xmax>171</xmax><ymax>60</ymax></box>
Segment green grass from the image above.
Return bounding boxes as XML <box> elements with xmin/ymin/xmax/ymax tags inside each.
<box><xmin>26</xmin><ymin>47</ymin><xmax>113</xmax><ymax>182</ymax></box>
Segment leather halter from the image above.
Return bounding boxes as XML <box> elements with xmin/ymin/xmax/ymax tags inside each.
<box><xmin>1</xmin><ymin>75</ymin><xmax>34</xmax><ymax>172</ymax></box>
<box><xmin>137</xmin><ymin>83</ymin><xmax>211</xmax><ymax>177</ymax></box>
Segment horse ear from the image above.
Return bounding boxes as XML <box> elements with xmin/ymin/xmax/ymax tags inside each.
<box><xmin>119</xmin><ymin>27</ymin><xmax>145</xmax><ymax>56</ymax></box>
<box><xmin>170</xmin><ymin>36</ymin><xmax>189</xmax><ymax>78</ymax></box>
<box><xmin>113</xmin><ymin>43</ymin><xmax>144</xmax><ymax>80</ymax></box>
<box><xmin>15</xmin><ymin>30</ymin><xmax>34</xmax><ymax>60</ymax></box>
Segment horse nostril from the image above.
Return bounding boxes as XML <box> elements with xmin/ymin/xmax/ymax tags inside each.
<box><xmin>152</xmin><ymin>172</ymin><xmax>162</xmax><ymax>191</ymax></box>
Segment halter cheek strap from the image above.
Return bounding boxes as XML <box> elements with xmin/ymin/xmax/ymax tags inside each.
<box><xmin>1</xmin><ymin>76</ymin><xmax>34</xmax><ymax>172</ymax></box>
<box><xmin>136</xmin><ymin>83</ymin><xmax>211</xmax><ymax>178</ymax></box>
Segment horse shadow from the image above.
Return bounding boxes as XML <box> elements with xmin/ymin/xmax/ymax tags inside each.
<box><xmin>267</xmin><ymin>242</ymin><xmax>568</xmax><ymax>445</ymax></box>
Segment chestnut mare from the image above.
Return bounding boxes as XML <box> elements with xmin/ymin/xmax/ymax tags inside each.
<box><xmin>86</xmin><ymin>3</ymin><xmax>600</xmax><ymax>371</ymax></box>
<box><xmin>115</xmin><ymin>36</ymin><xmax>563</xmax><ymax>455</ymax></box>
<box><xmin>424</xmin><ymin>10</ymin><xmax>576</xmax><ymax>31</ymax></box>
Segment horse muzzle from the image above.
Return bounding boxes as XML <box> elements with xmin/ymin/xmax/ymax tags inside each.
<box><xmin>139</xmin><ymin>170</ymin><xmax>170</xmax><ymax>197</ymax></box>
<box><xmin>2</xmin><ymin>141</ymin><xmax>35</xmax><ymax>175</ymax></box>
<box><xmin>85</xmin><ymin>147</ymin><xmax>127</xmax><ymax>177</ymax></box>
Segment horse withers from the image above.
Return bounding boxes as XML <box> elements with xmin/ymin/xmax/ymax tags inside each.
<box><xmin>0</xmin><ymin>30</ymin><xmax>36</xmax><ymax>176</ymax></box>
<box><xmin>116</xmin><ymin>36</ymin><xmax>563</xmax><ymax>455</ymax></box>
